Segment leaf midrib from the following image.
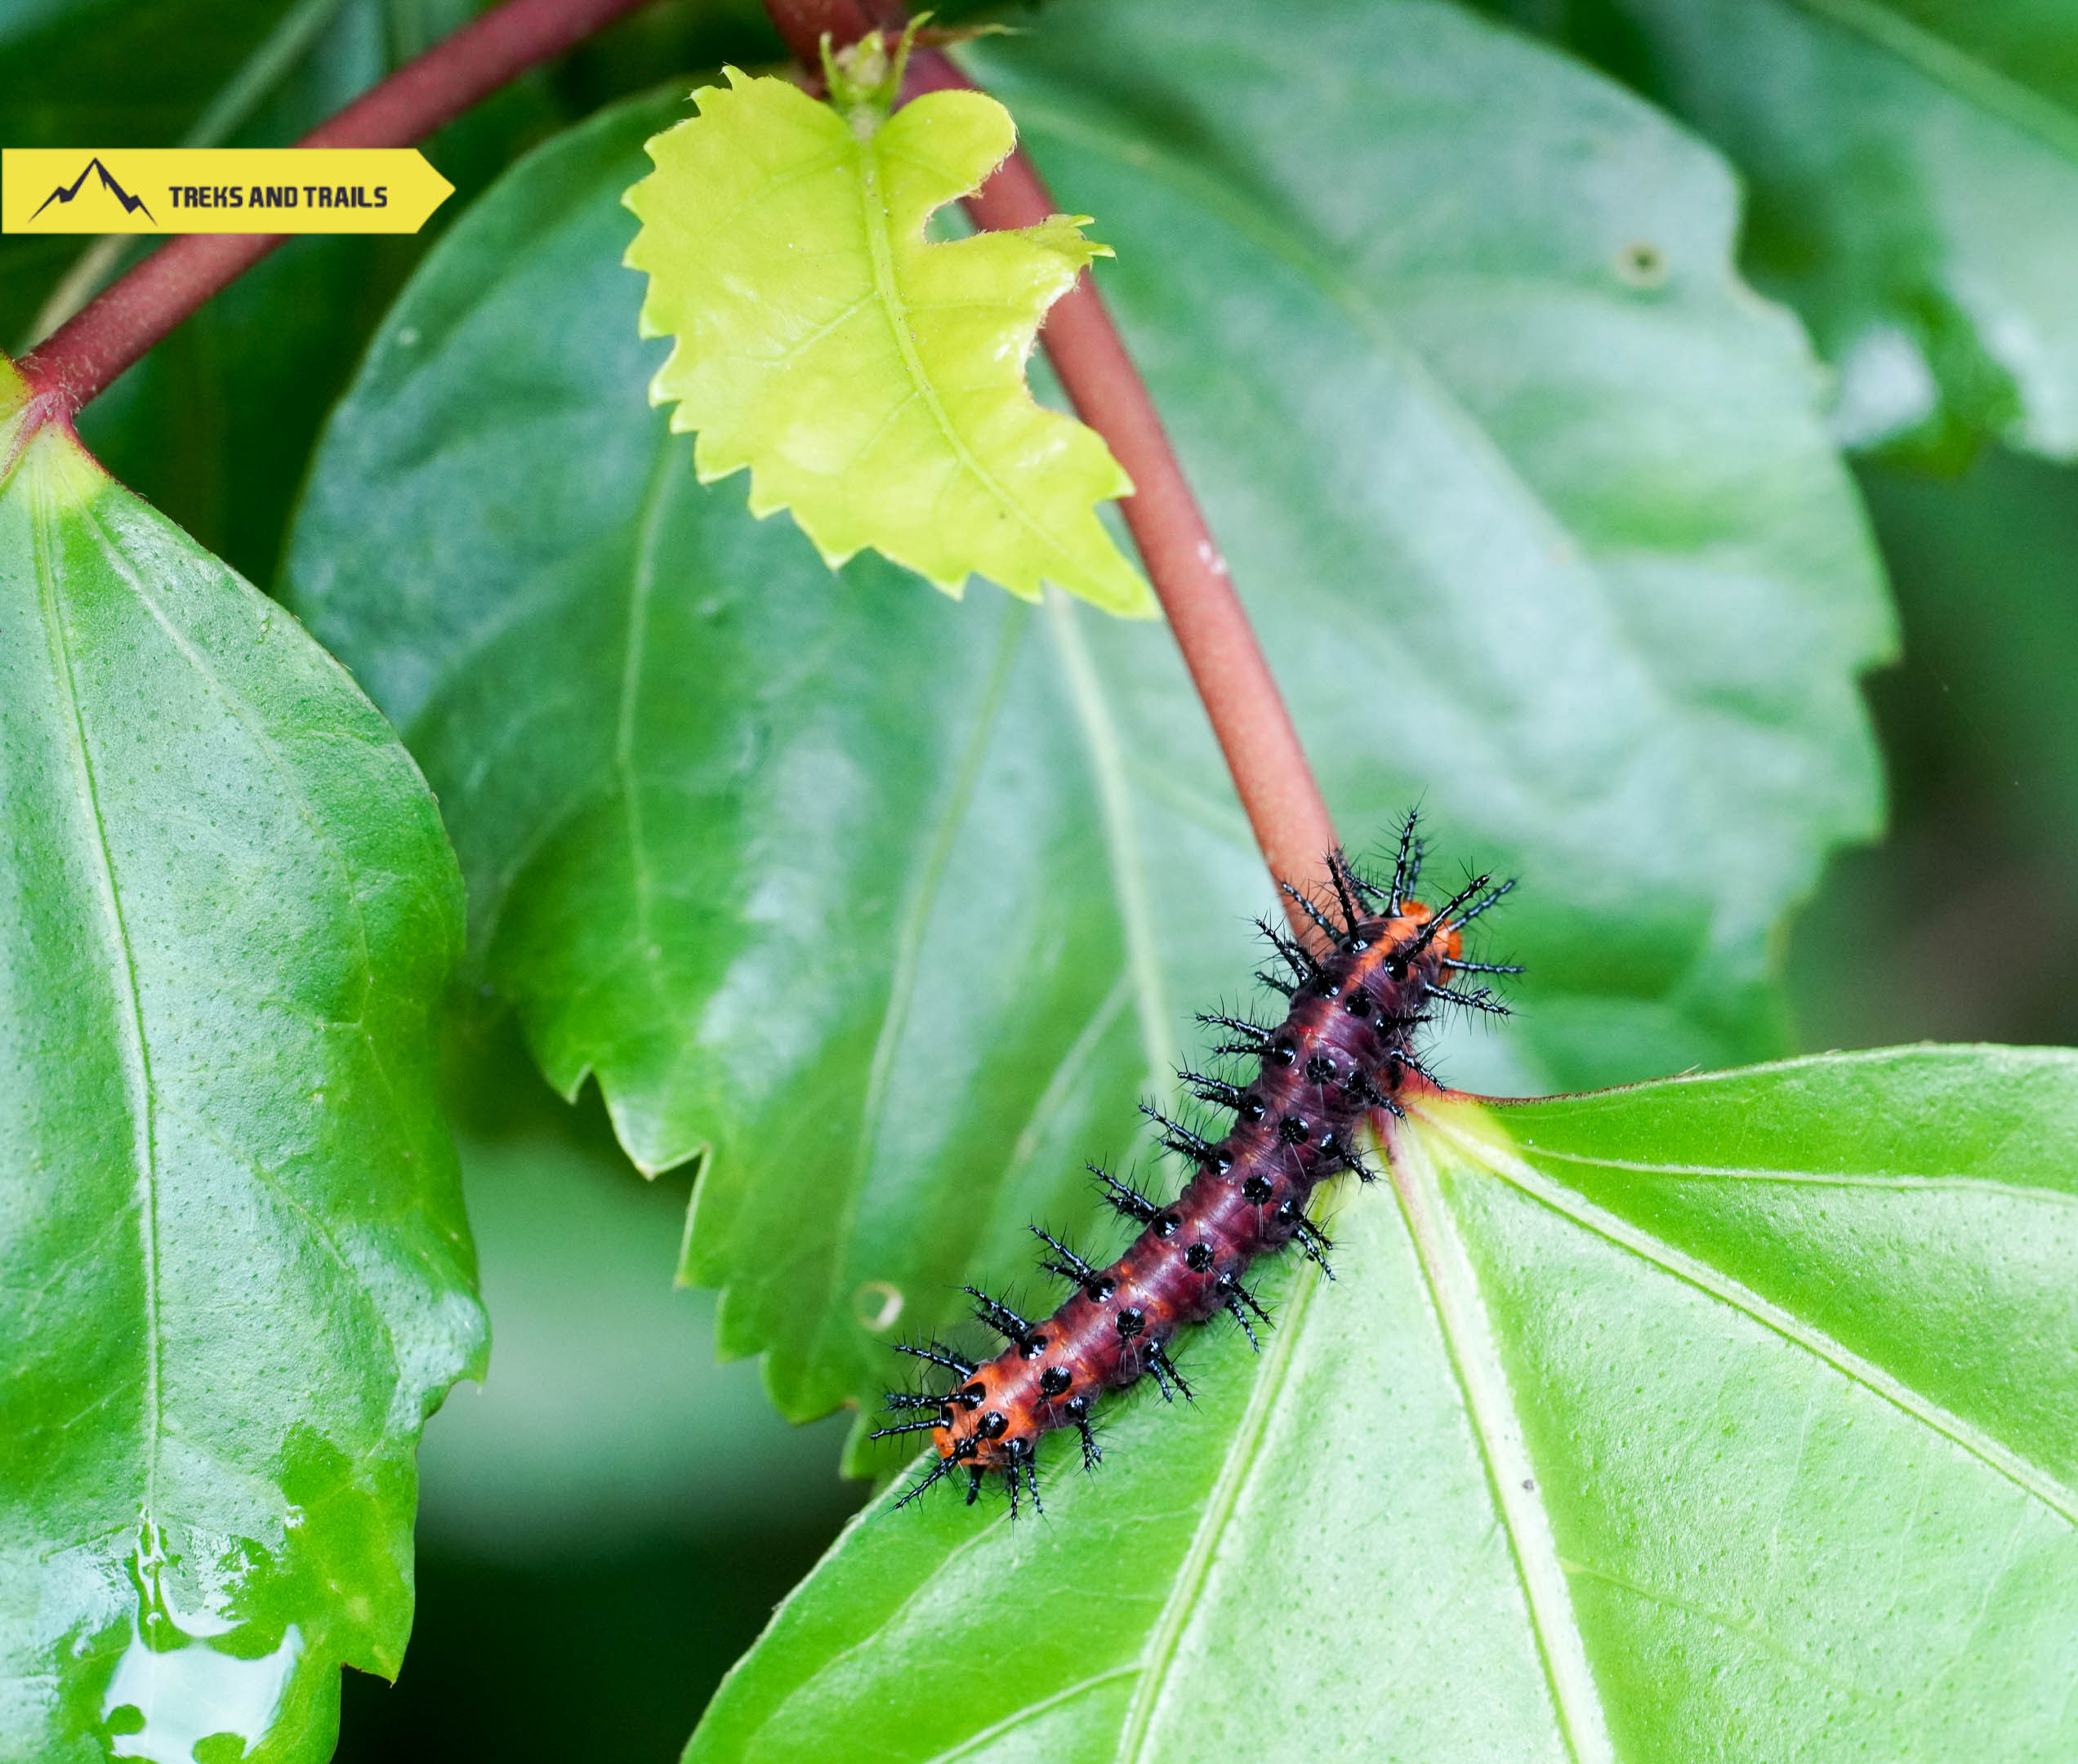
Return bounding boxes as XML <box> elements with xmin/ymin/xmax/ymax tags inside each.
<box><xmin>815</xmin><ymin>607</ymin><xmax>1030</xmax><ymax>1361</ymax></box>
<box><xmin>1044</xmin><ymin>591</ymin><xmax>1175</xmax><ymax>1088</ymax></box>
<box><xmin>1111</xmin><ymin>1250</ymin><xmax>1327</xmax><ymax>1762</ymax></box>
<box><xmin>29</xmin><ymin>477</ymin><xmax>164</xmax><ymax>1533</ymax></box>
<box><xmin>853</xmin><ymin>130</ymin><xmax>1081</xmax><ymax>579</ymax></box>
<box><xmin>1394</xmin><ymin>1123</ymin><xmax>1614</xmax><ymax>1764</ymax></box>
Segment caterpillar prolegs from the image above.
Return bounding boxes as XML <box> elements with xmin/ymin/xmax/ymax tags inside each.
<box><xmin>873</xmin><ymin>815</ymin><xmax>1518</xmax><ymax>1515</ymax></box>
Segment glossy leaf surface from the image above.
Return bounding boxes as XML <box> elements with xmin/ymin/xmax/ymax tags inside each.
<box><xmin>687</xmin><ymin>1047</ymin><xmax>2078</xmax><ymax>1762</ymax></box>
<box><xmin>288</xmin><ymin>2</ymin><xmax>1887</xmax><ymax>1445</ymax></box>
<box><xmin>1493</xmin><ymin>0</ymin><xmax>2078</xmax><ymax>461</ymax></box>
<box><xmin>0</xmin><ymin>363</ymin><xmax>481</xmax><ymax>1762</ymax></box>
<box><xmin>625</xmin><ymin>69</ymin><xmax>1151</xmax><ymax>615</ymax></box>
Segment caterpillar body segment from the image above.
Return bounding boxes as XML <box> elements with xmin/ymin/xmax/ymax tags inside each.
<box><xmin>876</xmin><ymin>827</ymin><xmax>1514</xmax><ymax>1512</ymax></box>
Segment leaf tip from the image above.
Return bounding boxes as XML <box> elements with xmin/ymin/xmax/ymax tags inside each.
<box><xmin>1022</xmin><ymin>213</ymin><xmax>1115</xmax><ymax>270</ymax></box>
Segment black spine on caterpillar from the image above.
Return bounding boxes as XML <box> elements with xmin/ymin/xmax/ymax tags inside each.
<box><xmin>875</xmin><ymin>821</ymin><xmax>1518</xmax><ymax>1516</ymax></box>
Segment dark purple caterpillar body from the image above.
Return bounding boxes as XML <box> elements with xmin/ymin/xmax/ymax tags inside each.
<box><xmin>874</xmin><ymin>817</ymin><xmax>1516</xmax><ymax>1514</ymax></box>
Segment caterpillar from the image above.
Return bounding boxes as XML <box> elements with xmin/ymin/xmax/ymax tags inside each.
<box><xmin>872</xmin><ymin>814</ymin><xmax>1517</xmax><ymax>1515</ymax></box>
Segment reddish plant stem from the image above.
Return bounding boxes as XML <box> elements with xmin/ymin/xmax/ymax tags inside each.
<box><xmin>920</xmin><ymin>55</ymin><xmax>1340</xmax><ymax>945</ymax></box>
<box><xmin>914</xmin><ymin>56</ymin><xmax>1338</xmax><ymax>916</ymax></box>
<box><xmin>17</xmin><ymin>0</ymin><xmax>657</xmax><ymax>417</ymax></box>
<box><xmin>762</xmin><ymin>0</ymin><xmax>881</xmax><ymax>63</ymax></box>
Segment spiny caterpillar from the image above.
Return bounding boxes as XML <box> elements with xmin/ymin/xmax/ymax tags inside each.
<box><xmin>873</xmin><ymin>814</ymin><xmax>1517</xmax><ymax>1514</ymax></box>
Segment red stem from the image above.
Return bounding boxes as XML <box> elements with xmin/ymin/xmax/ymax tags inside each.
<box><xmin>901</xmin><ymin>40</ymin><xmax>1342</xmax><ymax>938</ymax></box>
<box><xmin>907</xmin><ymin>51</ymin><xmax>1339</xmax><ymax>925</ymax></box>
<box><xmin>16</xmin><ymin>0</ymin><xmax>657</xmax><ymax>416</ymax></box>
<box><xmin>762</xmin><ymin>0</ymin><xmax>879</xmax><ymax>62</ymax></box>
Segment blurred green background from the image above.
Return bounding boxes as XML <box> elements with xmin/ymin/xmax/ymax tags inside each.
<box><xmin>1789</xmin><ymin>450</ymin><xmax>2078</xmax><ymax>1056</ymax></box>
<box><xmin>332</xmin><ymin>1028</ymin><xmax>867</xmax><ymax>1762</ymax></box>
<box><xmin>7</xmin><ymin>1</ymin><xmax>2076</xmax><ymax>1756</ymax></box>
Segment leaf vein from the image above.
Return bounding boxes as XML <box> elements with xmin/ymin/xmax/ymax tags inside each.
<box><xmin>1112</xmin><ymin>1254</ymin><xmax>1327</xmax><ymax>1761</ymax></box>
<box><xmin>923</xmin><ymin>1665</ymin><xmax>1138</xmax><ymax>1763</ymax></box>
<box><xmin>816</xmin><ymin>607</ymin><xmax>1030</xmax><ymax>1349</ymax></box>
<box><xmin>31</xmin><ymin>481</ymin><xmax>163</xmax><ymax>1529</ymax></box>
<box><xmin>1392</xmin><ymin>1125</ymin><xmax>1614</xmax><ymax>1764</ymax></box>
<box><xmin>1433</xmin><ymin>1112</ymin><xmax>2078</xmax><ymax>1524</ymax></box>
<box><xmin>1515</xmin><ymin>1143</ymin><xmax>2078</xmax><ymax>1200</ymax></box>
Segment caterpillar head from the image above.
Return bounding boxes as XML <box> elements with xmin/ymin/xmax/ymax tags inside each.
<box><xmin>933</xmin><ymin>1370</ymin><xmax>1031</xmax><ymax>1472</ymax></box>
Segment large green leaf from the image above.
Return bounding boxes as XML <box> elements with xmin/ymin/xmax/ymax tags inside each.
<box><xmin>625</xmin><ymin>69</ymin><xmax>1153</xmax><ymax>615</ymax></box>
<box><xmin>687</xmin><ymin>1046</ymin><xmax>2078</xmax><ymax>1762</ymax></box>
<box><xmin>1489</xmin><ymin>0</ymin><xmax>2078</xmax><ymax>461</ymax></box>
<box><xmin>286</xmin><ymin>1</ymin><xmax>1887</xmax><ymax>1442</ymax></box>
<box><xmin>0</xmin><ymin>363</ymin><xmax>482</xmax><ymax>1762</ymax></box>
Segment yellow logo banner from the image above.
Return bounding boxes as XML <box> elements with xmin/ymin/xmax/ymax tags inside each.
<box><xmin>1</xmin><ymin>149</ymin><xmax>453</xmax><ymax>234</ymax></box>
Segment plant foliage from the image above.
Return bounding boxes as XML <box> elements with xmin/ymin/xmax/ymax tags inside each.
<box><xmin>290</xmin><ymin>1</ymin><xmax>1890</xmax><ymax>1454</ymax></box>
<box><xmin>625</xmin><ymin>65</ymin><xmax>1153</xmax><ymax>615</ymax></box>
<box><xmin>689</xmin><ymin>1050</ymin><xmax>2078</xmax><ymax>1762</ymax></box>
<box><xmin>6</xmin><ymin>0</ymin><xmax>2077</xmax><ymax>1757</ymax></box>
<box><xmin>0</xmin><ymin>359</ymin><xmax>482</xmax><ymax>1762</ymax></box>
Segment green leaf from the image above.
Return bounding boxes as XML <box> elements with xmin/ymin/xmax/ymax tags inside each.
<box><xmin>1490</xmin><ymin>0</ymin><xmax>2078</xmax><ymax>461</ymax></box>
<box><xmin>0</xmin><ymin>363</ymin><xmax>482</xmax><ymax>1762</ymax></box>
<box><xmin>286</xmin><ymin>0</ymin><xmax>1886</xmax><ymax>1447</ymax></box>
<box><xmin>622</xmin><ymin>68</ymin><xmax>1154</xmax><ymax>616</ymax></box>
<box><xmin>686</xmin><ymin>1046</ymin><xmax>2078</xmax><ymax>1762</ymax></box>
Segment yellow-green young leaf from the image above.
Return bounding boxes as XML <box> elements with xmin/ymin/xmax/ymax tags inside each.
<box><xmin>622</xmin><ymin>70</ymin><xmax>1155</xmax><ymax>617</ymax></box>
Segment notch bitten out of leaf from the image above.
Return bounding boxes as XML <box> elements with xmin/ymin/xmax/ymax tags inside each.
<box><xmin>623</xmin><ymin>69</ymin><xmax>1156</xmax><ymax>618</ymax></box>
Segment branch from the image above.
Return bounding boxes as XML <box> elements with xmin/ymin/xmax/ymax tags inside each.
<box><xmin>906</xmin><ymin>49</ymin><xmax>1339</xmax><ymax>938</ymax></box>
<box><xmin>16</xmin><ymin>0</ymin><xmax>658</xmax><ymax>419</ymax></box>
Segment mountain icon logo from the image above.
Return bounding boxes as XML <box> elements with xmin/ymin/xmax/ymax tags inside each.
<box><xmin>29</xmin><ymin>157</ymin><xmax>155</xmax><ymax>225</ymax></box>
